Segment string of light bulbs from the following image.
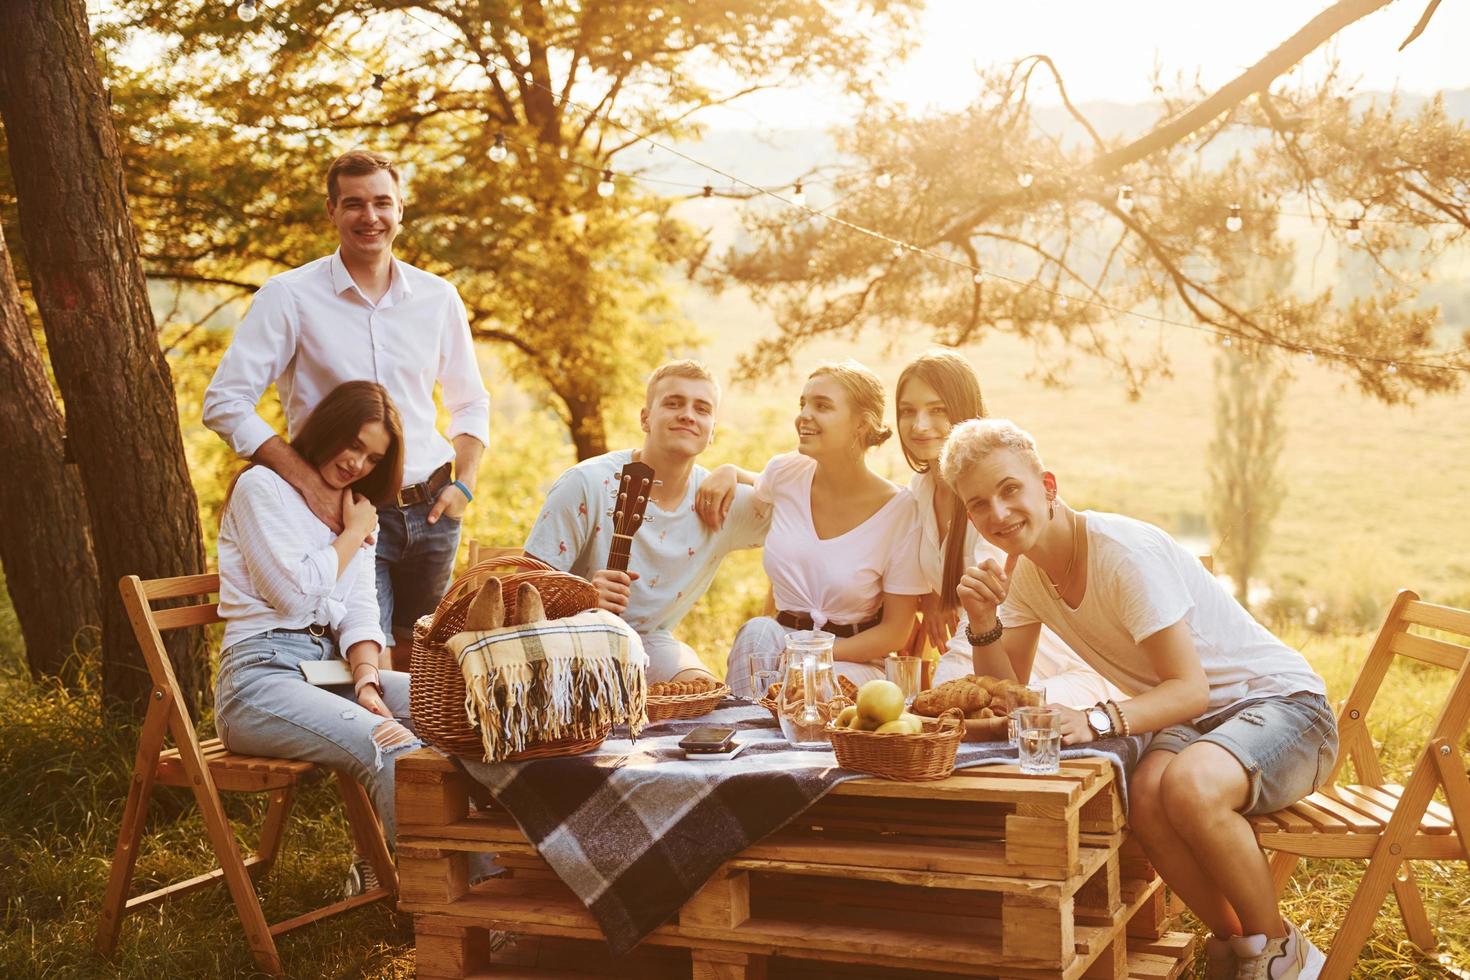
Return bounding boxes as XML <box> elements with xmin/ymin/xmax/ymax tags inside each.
<box><xmin>221</xmin><ymin>0</ymin><xmax>1468</xmax><ymax>376</ymax></box>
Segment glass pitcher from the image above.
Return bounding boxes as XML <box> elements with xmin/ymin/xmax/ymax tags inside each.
<box><xmin>776</xmin><ymin>630</ymin><xmax>839</xmax><ymax>747</ymax></box>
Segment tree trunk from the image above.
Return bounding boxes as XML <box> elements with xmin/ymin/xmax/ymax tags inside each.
<box><xmin>564</xmin><ymin>388</ymin><xmax>609</xmax><ymax>461</ymax></box>
<box><xmin>0</xmin><ymin>221</ymin><xmax>100</xmax><ymax>687</ymax></box>
<box><xmin>0</xmin><ymin>0</ymin><xmax>206</xmax><ymax>715</ymax></box>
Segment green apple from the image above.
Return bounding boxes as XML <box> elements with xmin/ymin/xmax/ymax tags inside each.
<box><xmin>856</xmin><ymin>680</ymin><xmax>905</xmax><ymax>725</ymax></box>
<box><xmin>834</xmin><ymin>705</ymin><xmax>858</xmax><ymax>729</ymax></box>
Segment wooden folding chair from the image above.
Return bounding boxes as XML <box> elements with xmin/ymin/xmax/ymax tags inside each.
<box><xmin>96</xmin><ymin>573</ymin><xmax>397</xmax><ymax>976</ymax></box>
<box><xmin>1250</xmin><ymin>590</ymin><xmax>1470</xmax><ymax>979</ymax></box>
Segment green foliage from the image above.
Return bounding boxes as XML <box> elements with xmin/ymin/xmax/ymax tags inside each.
<box><xmin>97</xmin><ymin>0</ymin><xmax>923</xmax><ymax>455</ymax></box>
<box><xmin>716</xmin><ymin>61</ymin><xmax>1470</xmax><ymax>402</ymax></box>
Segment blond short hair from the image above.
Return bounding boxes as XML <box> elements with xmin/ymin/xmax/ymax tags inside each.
<box><xmin>645</xmin><ymin>359</ymin><xmax>721</xmax><ymax>408</ymax></box>
<box><xmin>938</xmin><ymin>418</ymin><xmax>1045</xmax><ymax>489</ymax></box>
<box><xmin>808</xmin><ymin>360</ymin><xmax>892</xmax><ymax>449</ymax></box>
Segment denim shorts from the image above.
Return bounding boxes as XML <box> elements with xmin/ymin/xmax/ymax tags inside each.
<box><xmin>1143</xmin><ymin>691</ymin><xmax>1339</xmax><ymax>815</ymax></box>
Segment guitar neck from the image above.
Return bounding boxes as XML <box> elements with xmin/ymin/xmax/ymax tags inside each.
<box><xmin>606</xmin><ymin>533</ymin><xmax>634</xmax><ymax>573</ymax></box>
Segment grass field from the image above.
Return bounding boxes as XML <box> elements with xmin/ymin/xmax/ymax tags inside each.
<box><xmin>2</xmin><ymin>616</ymin><xmax>1466</xmax><ymax>978</ymax></box>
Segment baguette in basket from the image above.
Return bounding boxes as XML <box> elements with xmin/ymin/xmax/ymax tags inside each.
<box><xmin>441</xmin><ymin>578</ymin><xmax>648</xmax><ymax>762</ymax></box>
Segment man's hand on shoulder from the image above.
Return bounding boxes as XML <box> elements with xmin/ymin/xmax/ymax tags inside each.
<box><xmin>254</xmin><ymin>436</ymin><xmax>345</xmax><ymax>533</ymax></box>
<box><xmin>591</xmin><ymin>568</ymin><xmax>639</xmax><ymax>615</ymax></box>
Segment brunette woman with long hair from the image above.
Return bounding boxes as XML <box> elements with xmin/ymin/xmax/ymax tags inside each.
<box><xmin>214</xmin><ymin>381</ymin><xmax>416</xmax><ymax>890</ymax></box>
<box><xmin>894</xmin><ymin>351</ymin><xmax>1117</xmax><ymax>703</ymax></box>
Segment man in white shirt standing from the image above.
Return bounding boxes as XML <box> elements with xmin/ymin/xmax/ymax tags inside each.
<box><xmin>523</xmin><ymin>360</ymin><xmax>769</xmax><ymax>684</ymax></box>
<box><xmin>205</xmin><ymin>150</ymin><xmax>489</xmax><ymax>668</ymax></box>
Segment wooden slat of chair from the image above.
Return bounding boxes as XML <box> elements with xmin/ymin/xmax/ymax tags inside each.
<box><xmin>95</xmin><ymin>572</ymin><xmax>396</xmax><ymax>977</ymax></box>
<box><xmin>1253</xmin><ymin>589</ymin><xmax>1470</xmax><ymax>978</ymax></box>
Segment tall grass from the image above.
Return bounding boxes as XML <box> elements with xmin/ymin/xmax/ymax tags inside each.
<box><xmin>3</xmin><ymin>610</ymin><xmax>1467</xmax><ymax>977</ymax></box>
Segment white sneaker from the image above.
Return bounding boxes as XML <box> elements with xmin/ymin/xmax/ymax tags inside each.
<box><xmin>1204</xmin><ymin>934</ymin><xmax>1237</xmax><ymax>980</ymax></box>
<box><xmin>1232</xmin><ymin>920</ymin><xmax>1321</xmax><ymax>980</ymax></box>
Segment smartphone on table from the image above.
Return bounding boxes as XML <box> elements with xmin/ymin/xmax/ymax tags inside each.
<box><xmin>678</xmin><ymin>726</ymin><xmax>737</xmax><ymax>755</ymax></box>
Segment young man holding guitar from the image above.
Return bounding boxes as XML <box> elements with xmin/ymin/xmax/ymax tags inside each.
<box><xmin>524</xmin><ymin>361</ymin><xmax>769</xmax><ymax>684</ymax></box>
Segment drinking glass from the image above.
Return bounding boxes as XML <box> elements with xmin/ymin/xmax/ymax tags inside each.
<box><xmin>1016</xmin><ymin>706</ymin><xmax>1062</xmax><ymax>775</ymax></box>
<box><xmin>1006</xmin><ymin>680</ymin><xmax>1048</xmax><ymax>745</ymax></box>
<box><xmin>776</xmin><ymin>630</ymin><xmax>838</xmax><ymax>747</ymax></box>
<box><xmin>884</xmin><ymin>655</ymin><xmax>922</xmax><ymax>706</ymax></box>
<box><xmin>747</xmin><ymin>652</ymin><xmax>783</xmax><ymax>703</ymax></box>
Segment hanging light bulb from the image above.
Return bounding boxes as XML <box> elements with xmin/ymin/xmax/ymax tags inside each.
<box><xmin>1345</xmin><ymin>217</ymin><xmax>1363</xmax><ymax>245</ymax></box>
<box><xmin>892</xmin><ymin>244</ymin><xmax>905</xmax><ymax>259</ymax></box>
<box><xmin>1220</xmin><ymin>335</ymin><xmax>1233</xmax><ymax>348</ymax></box>
<box><xmin>364</xmin><ymin>74</ymin><xmax>388</xmax><ymax>107</ymax></box>
<box><xmin>875</xmin><ymin>171</ymin><xmax>892</xmax><ymax>189</ymax></box>
<box><xmin>1305</xmin><ymin>351</ymin><xmax>1316</xmax><ymax>363</ymax></box>
<box><xmin>597</xmin><ymin>170</ymin><xmax>615</xmax><ymax>197</ymax></box>
<box><xmin>972</xmin><ymin>271</ymin><xmax>983</xmax><ymax>284</ymax></box>
<box><xmin>236</xmin><ymin>0</ymin><xmax>259</xmax><ymax>22</ymax></box>
<box><xmin>488</xmin><ymin>131</ymin><xmax>508</xmax><ymax>163</ymax></box>
<box><xmin>1116</xmin><ymin>184</ymin><xmax>1135</xmax><ymax>214</ymax></box>
<box><xmin>1017</xmin><ymin>171</ymin><xmax>1034</xmax><ymax>189</ymax></box>
<box><xmin>1226</xmin><ymin>204</ymin><xmax>1243</xmax><ymax>233</ymax></box>
<box><xmin>791</xmin><ymin>181</ymin><xmax>806</xmax><ymax>207</ymax></box>
<box><xmin>1387</xmin><ymin>362</ymin><xmax>1398</xmax><ymax>375</ymax></box>
<box><xmin>1056</xmin><ymin>295</ymin><xmax>1069</xmax><ymax>310</ymax></box>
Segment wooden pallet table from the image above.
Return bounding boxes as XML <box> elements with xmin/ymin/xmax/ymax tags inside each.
<box><xmin>396</xmin><ymin>749</ymin><xmax>1196</xmax><ymax>979</ymax></box>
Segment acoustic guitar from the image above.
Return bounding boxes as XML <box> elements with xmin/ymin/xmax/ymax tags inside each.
<box><xmin>606</xmin><ymin>460</ymin><xmax>656</xmax><ymax>573</ymax></box>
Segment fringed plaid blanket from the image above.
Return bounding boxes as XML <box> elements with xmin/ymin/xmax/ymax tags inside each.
<box><xmin>445</xmin><ymin>609</ymin><xmax>648</xmax><ymax>763</ymax></box>
<box><xmin>458</xmin><ymin>700</ymin><xmax>1145</xmax><ymax>955</ymax></box>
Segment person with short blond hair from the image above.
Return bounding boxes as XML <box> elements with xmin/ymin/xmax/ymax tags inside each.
<box><xmin>524</xmin><ymin>360</ymin><xmax>768</xmax><ymax>683</ymax></box>
<box><xmin>940</xmin><ymin>417</ymin><xmax>1335</xmax><ymax>980</ymax></box>
<box><xmin>205</xmin><ymin>148</ymin><xmax>489</xmax><ymax>665</ymax></box>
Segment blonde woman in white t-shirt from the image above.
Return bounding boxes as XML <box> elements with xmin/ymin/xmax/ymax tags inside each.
<box><xmin>893</xmin><ymin>350</ymin><xmax>1118</xmax><ymax>704</ymax></box>
<box><xmin>700</xmin><ymin>361</ymin><xmax>927</xmax><ymax>696</ymax></box>
<box><xmin>939</xmin><ymin>418</ymin><xmax>1335</xmax><ymax>980</ymax></box>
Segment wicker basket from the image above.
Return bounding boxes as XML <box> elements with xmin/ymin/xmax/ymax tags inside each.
<box><xmin>758</xmin><ymin>674</ymin><xmax>859</xmax><ymax>723</ymax></box>
<box><xmin>828</xmin><ymin>709</ymin><xmax>964</xmax><ymax>781</ymax></box>
<box><xmin>409</xmin><ymin>555</ymin><xmax>605</xmax><ymax>760</ymax></box>
<box><xmin>646</xmin><ymin>684</ymin><xmax>730</xmax><ymax>722</ymax></box>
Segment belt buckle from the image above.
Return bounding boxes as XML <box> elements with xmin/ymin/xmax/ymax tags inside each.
<box><xmin>307</xmin><ymin>623</ymin><xmax>327</xmax><ymax>638</ymax></box>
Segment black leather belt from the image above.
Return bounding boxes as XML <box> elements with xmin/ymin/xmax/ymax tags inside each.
<box><xmin>277</xmin><ymin>624</ymin><xmax>329</xmax><ymax>637</ymax></box>
<box><xmin>394</xmin><ymin>461</ymin><xmax>453</xmax><ymax>507</ymax></box>
<box><xmin>776</xmin><ymin>609</ymin><xmax>882</xmax><ymax>638</ymax></box>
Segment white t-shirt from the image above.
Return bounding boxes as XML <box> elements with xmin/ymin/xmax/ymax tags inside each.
<box><xmin>997</xmin><ymin>510</ymin><xmax>1325</xmax><ymax>720</ymax></box>
<box><xmin>524</xmin><ymin>450</ymin><xmax>769</xmax><ymax>635</ymax></box>
<box><xmin>759</xmin><ymin>453</ymin><xmax>927</xmax><ymax>627</ymax></box>
<box><xmin>218</xmin><ymin>467</ymin><xmax>383</xmax><ymax>653</ymax></box>
<box><xmin>909</xmin><ymin>471</ymin><xmax>1106</xmax><ymax>680</ymax></box>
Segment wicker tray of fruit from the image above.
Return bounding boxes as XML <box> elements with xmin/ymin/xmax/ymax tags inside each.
<box><xmin>910</xmin><ymin>674</ymin><xmax>1044</xmax><ymax>742</ymax></box>
<box><xmin>646</xmin><ymin>678</ymin><xmax>729</xmax><ymax>722</ymax></box>
<box><xmin>828</xmin><ymin>680</ymin><xmax>964</xmax><ymax>781</ymax></box>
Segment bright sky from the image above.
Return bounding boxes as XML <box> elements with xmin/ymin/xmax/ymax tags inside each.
<box><xmin>706</xmin><ymin>0</ymin><xmax>1468</xmax><ymax>128</ymax></box>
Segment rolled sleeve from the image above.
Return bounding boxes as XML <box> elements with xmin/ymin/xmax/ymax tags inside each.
<box><xmin>438</xmin><ymin>289</ymin><xmax>490</xmax><ymax>446</ymax></box>
<box><xmin>336</xmin><ymin>548</ymin><xmax>386</xmax><ymax>652</ymax></box>
<box><xmin>203</xmin><ymin>280</ymin><xmax>297</xmax><ymax>459</ymax></box>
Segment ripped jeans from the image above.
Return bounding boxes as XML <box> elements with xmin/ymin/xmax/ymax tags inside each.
<box><xmin>215</xmin><ymin>629</ymin><xmax>422</xmax><ymax>843</ymax></box>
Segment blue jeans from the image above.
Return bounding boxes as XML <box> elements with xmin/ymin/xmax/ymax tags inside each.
<box><xmin>1144</xmin><ymin>691</ymin><xmax>1339</xmax><ymax>815</ymax></box>
<box><xmin>214</xmin><ymin>629</ymin><xmax>423</xmax><ymax>842</ymax></box>
<box><xmin>375</xmin><ymin>499</ymin><xmax>462</xmax><ymax>645</ymax></box>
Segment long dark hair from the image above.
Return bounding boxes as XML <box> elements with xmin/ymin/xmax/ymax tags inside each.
<box><xmin>225</xmin><ymin>381</ymin><xmax>405</xmax><ymax>514</ymax></box>
<box><xmin>895</xmin><ymin>350</ymin><xmax>986</xmax><ymax>615</ymax></box>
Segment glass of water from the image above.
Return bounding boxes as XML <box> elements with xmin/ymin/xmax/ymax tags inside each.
<box><xmin>884</xmin><ymin>655</ymin><xmax>923</xmax><ymax>705</ymax></box>
<box><xmin>1006</xmin><ymin>680</ymin><xmax>1048</xmax><ymax>744</ymax></box>
<box><xmin>1016</xmin><ymin>706</ymin><xmax>1062</xmax><ymax>775</ymax></box>
<box><xmin>747</xmin><ymin>651</ymin><xmax>783</xmax><ymax>702</ymax></box>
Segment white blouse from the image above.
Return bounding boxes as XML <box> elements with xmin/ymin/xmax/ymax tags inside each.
<box><xmin>217</xmin><ymin>466</ymin><xmax>384</xmax><ymax>653</ymax></box>
<box><xmin>757</xmin><ymin>453</ymin><xmax>927</xmax><ymax>628</ymax></box>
